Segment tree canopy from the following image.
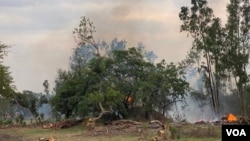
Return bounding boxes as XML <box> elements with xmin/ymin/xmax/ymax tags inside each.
<box><xmin>51</xmin><ymin>17</ymin><xmax>190</xmax><ymax>120</ymax></box>
<box><xmin>0</xmin><ymin>42</ymin><xmax>14</xmax><ymax>98</ymax></box>
<box><xmin>52</xmin><ymin>46</ymin><xmax>189</xmax><ymax>119</ymax></box>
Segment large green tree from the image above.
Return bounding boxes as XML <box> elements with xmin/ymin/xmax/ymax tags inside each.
<box><xmin>52</xmin><ymin>46</ymin><xmax>189</xmax><ymax>119</ymax></box>
<box><xmin>51</xmin><ymin>17</ymin><xmax>190</xmax><ymax>120</ymax></box>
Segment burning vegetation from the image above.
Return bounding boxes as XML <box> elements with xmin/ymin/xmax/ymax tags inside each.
<box><xmin>221</xmin><ymin>113</ymin><xmax>250</xmax><ymax>124</ymax></box>
<box><xmin>193</xmin><ymin>113</ymin><xmax>243</xmax><ymax>125</ymax></box>
<box><xmin>222</xmin><ymin>113</ymin><xmax>239</xmax><ymax>124</ymax></box>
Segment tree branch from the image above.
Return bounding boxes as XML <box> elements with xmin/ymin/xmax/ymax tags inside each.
<box><xmin>93</xmin><ymin>102</ymin><xmax>110</xmax><ymax>121</ymax></box>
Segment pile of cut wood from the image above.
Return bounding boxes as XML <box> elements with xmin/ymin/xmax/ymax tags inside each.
<box><xmin>84</xmin><ymin>119</ymin><xmax>166</xmax><ymax>137</ymax></box>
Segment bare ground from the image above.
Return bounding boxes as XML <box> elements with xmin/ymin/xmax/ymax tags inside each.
<box><xmin>0</xmin><ymin>133</ymin><xmax>24</xmax><ymax>141</ymax></box>
<box><xmin>0</xmin><ymin>121</ymin><xmax>221</xmax><ymax>141</ymax></box>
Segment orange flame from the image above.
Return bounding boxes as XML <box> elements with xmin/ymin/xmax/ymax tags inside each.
<box><xmin>227</xmin><ymin>113</ymin><xmax>237</xmax><ymax>122</ymax></box>
<box><xmin>125</xmin><ymin>96</ymin><xmax>133</xmax><ymax>104</ymax></box>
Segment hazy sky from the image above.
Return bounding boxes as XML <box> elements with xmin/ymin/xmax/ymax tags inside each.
<box><xmin>0</xmin><ymin>0</ymin><xmax>228</xmax><ymax>93</ymax></box>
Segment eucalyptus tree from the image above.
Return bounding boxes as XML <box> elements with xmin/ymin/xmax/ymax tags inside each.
<box><xmin>180</xmin><ymin>0</ymin><xmax>250</xmax><ymax>119</ymax></box>
<box><xmin>179</xmin><ymin>0</ymin><xmax>226</xmax><ymax>117</ymax></box>
<box><xmin>222</xmin><ymin>0</ymin><xmax>250</xmax><ymax>118</ymax></box>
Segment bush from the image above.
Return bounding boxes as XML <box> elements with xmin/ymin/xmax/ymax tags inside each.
<box><xmin>0</xmin><ymin>119</ymin><xmax>13</xmax><ymax>125</ymax></box>
<box><xmin>15</xmin><ymin>114</ymin><xmax>24</xmax><ymax>126</ymax></box>
<box><xmin>169</xmin><ymin>125</ymin><xmax>180</xmax><ymax>139</ymax></box>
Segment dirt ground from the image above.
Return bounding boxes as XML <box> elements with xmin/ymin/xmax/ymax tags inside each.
<box><xmin>0</xmin><ymin>120</ymin><xmax>221</xmax><ymax>141</ymax></box>
<box><xmin>0</xmin><ymin>133</ymin><xmax>23</xmax><ymax>141</ymax></box>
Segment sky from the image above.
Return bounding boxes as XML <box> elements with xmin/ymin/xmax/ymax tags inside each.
<box><xmin>0</xmin><ymin>0</ymin><xmax>229</xmax><ymax>93</ymax></box>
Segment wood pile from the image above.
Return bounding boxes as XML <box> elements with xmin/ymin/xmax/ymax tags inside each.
<box><xmin>84</xmin><ymin>119</ymin><xmax>170</xmax><ymax>141</ymax></box>
<box><xmin>84</xmin><ymin>119</ymin><xmax>144</xmax><ymax>136</ymax></box>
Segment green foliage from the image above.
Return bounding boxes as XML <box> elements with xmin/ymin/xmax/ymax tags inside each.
<box><xmin>39</xmin><ymin>95</ymin><xmax>48</xmax><ymax>106</ymax></box>
<box><xmin>0</xmin><ymin>97</ymin><xmax>11</xmax><ymax>119</ymax></box>
<box><xmin>15</xmin><ymin>114</ymin><xmax>24</xmax><ymax>126</ymax></box>
<box><xmin>14</xmin><ymin>91</ymin><xmax>39</xmax><ymax>117</ymax></box>
<box><xmin>0</xmin><ymin>42</ymin><xmax>9</xmax><ymax>61</ymax></box>
<box><xmin>0</xmin><ymin>65</ymin><xmax>14</xmax><ymax>97</ymax></box>
<box><xmin>40</xmin><ymin>113</ymin><xmax>44</xmax><ymax>120</ymax></box>
<box><xmin>0</xmin><ymin>119</ymin><xmax>12</xmax><ymax>125</ymax></box>
<box><xmin>43</xmin><ymin>80</ymin><xmax>49</xmax><ymax>95</ymax></box>
<box><xmin>73</xmin><ymin>16</ymin><xmax>100</xmax><ymax>56</ymax></box>
<box><xmin>52</xmin><ymin>46</ymin><xmax>190</xmax><ymax>119</ymax></box>
<box><xmin>169</xmin><ymin>125</ymin><xmax>180</xmax><ymax>139</ymax></box>
<box><xmin>0</xmin><ymin>42</ymin><xmax>15</xmax><ymax>98</ymax></box>
<box><xmin>51</xmin><ymin>17</ymin><xmax>190</xmax><ymax>119</ymax></box>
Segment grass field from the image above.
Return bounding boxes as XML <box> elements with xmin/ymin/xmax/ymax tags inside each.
<box><xmin>0</xmin><ymin>122</ymin><xmax>222</xmax><ymax>141</ymax></box>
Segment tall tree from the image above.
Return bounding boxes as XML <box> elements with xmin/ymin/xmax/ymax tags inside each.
<box><xmin>73</xmin><ymin>16</ymin><xmax>111</xmax><ymax>57</ymax></box>
<box><xmin>223</xmin><ymin>0</ymin><xmax>250</xmax><ymax>118</ymax></box>
<box><xmin>0</xmin><ymin>42</ymin><xmax>15</xmax><ymax>97</ymax></box>
<box><xmin>179</xmin><ymin>0</ymin><xmax>225</xmax><ymax>117</ymax></box>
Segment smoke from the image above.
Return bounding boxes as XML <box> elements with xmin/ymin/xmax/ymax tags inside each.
<box><xmin>167</xmin><ymin>97</ymin><xmax>213</xmax><ymax>123</ymax></box>
<box><xmin>38</xmin><ymin>104</ymin><xmax>52</xmax><ymax>120</ymax></box>
<box><xmin>169</xmin><ymin>66</ymin><xmax>241</xmax><ymax>123</ymax></box>
<box><xmin>168</xmin><ymin>66</ymin><xmax>214</xmax><ymax>123</ymax></box>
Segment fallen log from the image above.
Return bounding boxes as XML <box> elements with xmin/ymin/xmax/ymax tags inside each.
<box><xmin>42</xmin><ymin>119</ymin><xmax>83</xmax><ymax>129</ymax></box>
<box><xmin>112</xmin><ymin>119</ymin><xmax>142</xmax><ymax>126</ymax></box>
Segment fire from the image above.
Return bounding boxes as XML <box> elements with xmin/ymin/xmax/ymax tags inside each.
<box><xmin>227</xmin><ymin>113</ymin><xmax>237</xmax><ymax>122</ymax></box>
<box><xmin>125</xmin><ymin>96</ymin><xmax>133</xmax><ymax>104</ymax></box>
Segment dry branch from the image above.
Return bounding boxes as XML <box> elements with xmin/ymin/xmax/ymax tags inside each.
<box><xmin>92</xmin><ymin>102</ymin><xmax>111</xmax><ymax>121</ymax></box>
<box><xmin>112</xmin><ymin>119</ymin><xmax>142</xmax><ymax>126</ymax></box>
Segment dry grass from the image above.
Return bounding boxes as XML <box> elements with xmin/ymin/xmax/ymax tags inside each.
<box><xmin>0</xmin><ymin>122</ymin><xmax>222</xmax><ymax>141</ymax></box>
